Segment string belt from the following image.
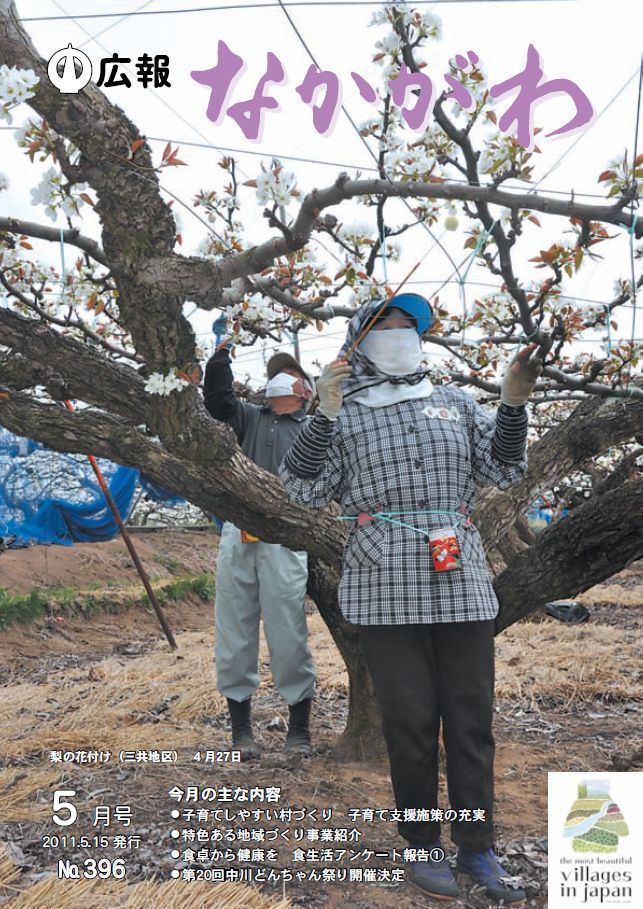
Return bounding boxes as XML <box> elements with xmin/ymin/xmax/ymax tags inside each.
<box><xmin>336</xmin><ymin>508</ymin><xmax>470</xmax><ymax>538</ymax></box>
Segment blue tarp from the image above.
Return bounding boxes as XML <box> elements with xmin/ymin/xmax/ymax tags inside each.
<box><xmin>526</xmin><ymin>502</ymin><xmax>570</xmax><ymax>532</ymax></box>
<box><xmin>0</xmin><ymin>427</ymin><xmax>185</xmax><ymax>546</ymax></box>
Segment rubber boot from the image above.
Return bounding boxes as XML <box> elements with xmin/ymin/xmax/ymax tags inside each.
<box><xmin>285</xmin><ymin>698</ymin><xmax>313</xmax><ymax>755</ymax></box>
<box><xmin>407</xmin><ymin>841</ymin><xmax>459</xmax><ymax>900</ymax></box>
<box><xmin>226</xmin><ymin>697</ymin><xmax>259</xmax><ymax>760</ymax></box>
<box><xmin>457</xmin><ymin>848</ymin><xmax>526</xmax><ymax>903</ymax></box>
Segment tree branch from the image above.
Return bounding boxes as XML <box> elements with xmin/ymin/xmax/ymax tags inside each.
<box><xmin>0</xmin><ymin>217</ymin><xmax>107</xmax><ymax>266</ymax></box>
<box><xmin>141</xmin><ymin>177</ymin><xmax>642</xmax><ymax>312</ymax></box>
<box><xmin>0</xmin><ymin>268</ymin><xmax>139</xmax><ymax>362</ymax></box>
<box><xmin>0</xmin><ymin>389</ymin><xmax>345</xmax><ymax>565</ymax></box>
<box><xmin>476</xmin><ymin>395</ymin><xmax>643</xmax><ymax>548</ymax></box>
<box><xmin>0</xmin><ymin>306</ymin><xmax>149</xmax><ymax>423</ymax></box>
<box><xmin>495</xmin><ymin>476</ymin><xmax>643</xmax><ymax>631</ymax></box>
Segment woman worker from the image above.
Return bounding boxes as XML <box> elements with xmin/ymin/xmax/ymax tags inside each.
<box><xmin>279</xmin><ymin>294</ymin><xmax>542</xmax><ymax>903</ymax></box>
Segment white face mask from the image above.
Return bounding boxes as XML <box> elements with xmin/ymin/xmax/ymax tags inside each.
<box><xmin>265</xmin><ymin>371</ymin><xmax>311</xmax><ymax>399</ymax></box>
<box><xmin>360</xmin><ymin>328</ymin><xmax>422</xmax><ymax>375</ymax></box>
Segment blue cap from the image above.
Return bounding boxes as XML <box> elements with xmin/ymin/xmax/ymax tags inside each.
<box><xmin>384</xmin><ymin>293</ymin><xmax>433</xmax><ymax>335</ymax></box>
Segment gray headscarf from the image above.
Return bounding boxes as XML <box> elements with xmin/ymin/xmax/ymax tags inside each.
<box><xmin>337</xmin><ymin>299</ymin><xmax>431</xmax><ymax>401</ymax></box>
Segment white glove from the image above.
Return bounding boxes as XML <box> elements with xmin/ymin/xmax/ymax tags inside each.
<box><xmin>316</xmin><ymin>358</ymin><xmax>352</xmax><ymax>420</ymax></box>
<box><xmin>501</xmin><ymin>343</ymin><xmax>543</xmax><ymax>407</ymax></box>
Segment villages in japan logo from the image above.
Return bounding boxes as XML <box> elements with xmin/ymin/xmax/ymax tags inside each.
<box><xmin>549</xmin><ymin>774</ymin><xmax>637</xmax><ymax>909</ymax></box>
<box><xmin>563</xmin><ymin>779</ymin><xmax>629</xmax><ymax>855</ymax></box>
<box><xmin>45</xmin><ymin>41</ymin><xmax>593</xmax><ymax>153</ymax></box>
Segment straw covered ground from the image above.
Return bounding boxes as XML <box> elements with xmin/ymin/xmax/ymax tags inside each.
<box><xmin>0</xmin><ymin>856</ymin><xmax>293</xmax><ymax>909</ymax></box>
<box><xmin>0</xmin><ymin>530</ymin><xmax>640</xmax><ymax>909</ymax></box>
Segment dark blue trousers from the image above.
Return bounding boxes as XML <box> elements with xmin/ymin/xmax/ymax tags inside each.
<box><xmin>358</xmin><ymin>620</ymin><xmax>495</xmax><ymax>850</ymax></box>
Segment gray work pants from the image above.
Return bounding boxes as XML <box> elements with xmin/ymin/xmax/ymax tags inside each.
<box><xmin>214</xmin><ymin>522</ymin><xmax>316</xmax><ymax>704</ymax></box>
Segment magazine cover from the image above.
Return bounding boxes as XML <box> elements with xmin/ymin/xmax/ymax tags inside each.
<box><xmin>0</xmin><ymin>1</ymin><xmax>641</xmax><ymax>907</ymax></box>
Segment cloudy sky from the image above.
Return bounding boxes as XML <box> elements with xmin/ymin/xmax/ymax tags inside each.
<box><xmin>1</xmin><ymin>0</ymin><xmax>642</xmax><ymax>386</ymax></box>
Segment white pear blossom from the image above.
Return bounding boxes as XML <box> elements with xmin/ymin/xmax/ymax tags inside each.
<box><xmin>359</xmin><ymin>117</ymin><xmax>383</xmax><ymax>137</ymax></box>
<box><xmin>255</xmin><ymin>171</ymin><xmax>273</xmax><ymax>202</ymax></box>
<box><xmin>369</xmin><ymin>8</ymin><xmax>389</xmax><ymax>26</ymax></box>
<box><xmin>171</xmin><ymin>208</ymin><xmax>184</xmax><ymax>235</ymax></box>
<box><xmin>478</xmin><ymin>143</ymin><xmax>518</xmax><ymax>176</ymax></box>
<box><xmin>478</xmin><ymin>148</ymin><xmax>498</xmax><ymax>175</ymax></box>
<box><xmin>255</xmin><ymin>168</ymin><xmax>298</xmax><ymax>209</ymax></box>
<box><xmin>230</xmin><ymin>328</ymin><xmax>255</xmax><ymax>345</ymax></box>
<box><xmin>368</xmin><ymin>2</ymin><xmax>417</xmax><ymax>30</ymax></box>
<box><xmin>338</xmin><ymin>221</ymin><xmax>374</xmax><ymax>243</ymax></box>
<box><xmin>297</xmin><ymin>246</ymin><xmax>319</xmax><ymax>266</ymax></box>
<box><xmin>0</xmin><ymin>247</ymin><xmax>18</xmax><ymax>269</ymax></box>
<box><xmin>384</xmin><ymin>146</ymin><xmax>434</xmax><ymax>179</ymax></box>
<box><xmin>0</xmin><ymin>65</ymin><xmax>39</xmax><ymax>123</ymax></box>
<box><xmin>30</xmin><ymin>166</ymin><xmax>88</xmax><ymax>223</ymax></box>
<box><xmin>0</xmin><ymin>172</ymin><xmax>8</xmax><ymax>193</ymax></box>
<box><xmin>369</xmin><ymin>3</ymin><xmax>441</xmax><ymax>39</ymax></box>
<box><xmin>375</xmin><ymin>32</ymin><xmax>402</xmax><ymax>57</ymax></box>
<box><xmin>272</xmin><ymin>182</ymin><xmax>291</xmax><ymax>208</ymax></box>
<box><xmin>13</xmin><ymin>117</ymin><xmax>39</xmax><ymax>145</ymax></box>
<box><xmin>381</xmin><ymin>60</ymin><xmax>401</xmax><ymax>82</ymax></box>
<box><xmin>420</xmin><ymin>11</ymin><xmax>442</xmax><ymax>39</ymax></box>
<box><xmin>385</xmin><ymin>240</ymin><xmax>401</xmax><ymax>262</ymax></box>
<box><xmin>225</xmin><ymin>293</ymin><xmax>276</xmax><ymax>328</ymax></box>
<box><xmin>30</xmin><ymin>166</ymin><xmax>61</xmax><ymax>203</ymax></box>
<box><xmin>144</xmin><ymin>371</ymin><xmax>190</xmax><ymax>396</ymax></box>
<box><xmin>401</xmin><ymin>152</ymin><xmax>434</xmax><ymax>178</ymax></box>
<box><xmin>352</xmin><ymin>283</ymin><xmax>381</xmax><ymax>305</ymax></box>
<box><xmin>576</xmin><ymin>303</ymin><xmax>604</xmax><ymax>323</ymax></box>
<box><xmin>384</xmin><ymin>148</ymin><xmax>408</xmax><ymax>170</ymax></box>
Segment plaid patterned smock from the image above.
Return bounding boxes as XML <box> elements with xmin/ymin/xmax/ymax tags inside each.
<box><xmin>280</xmin><ymin>386</ymin><xmax>526</xmax><ymax>625</ymax></box>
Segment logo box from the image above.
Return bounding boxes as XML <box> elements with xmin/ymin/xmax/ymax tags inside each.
<box><xmin>548</xmin><ymin>772</ymin><xmax>641</xmax><ymax>908</ymax></box>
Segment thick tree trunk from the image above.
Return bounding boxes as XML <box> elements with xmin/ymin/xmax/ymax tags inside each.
<box><xmin>307</xmin><ymin>559</ymin><xmax>386</xmax><ymax>760</ymax></box>
<box><xmin>494</xmin><ymin>476</ymin><xmax>643</xmax><ymax>631</ymax></box>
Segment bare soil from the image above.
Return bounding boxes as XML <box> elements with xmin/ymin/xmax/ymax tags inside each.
<box><xmin>0</xmin><ymin>528</ymin><xmax>216</xmax><ymax>595</ymax></box>
<box><xmin>0</xmin><ymin>530</ymin><xmax>640</xmax><ymax>909</ymax></box>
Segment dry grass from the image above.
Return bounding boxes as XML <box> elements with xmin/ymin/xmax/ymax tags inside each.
<box><xmin>312</xmin><ymin>608</ymin><xmax>642</xmax><ymax>706</ymax></box>
<box><xmin>0</xmin><ymin>849</ymin><xmax>22</xmax><ymax>902</ymax></box>
<box><xmin>0</xmin><ymin>616</ymin><xmax>343</xmax><ymax>826</ymax></box>
<box><xmin>2</xmin><ymin>615</ymin><xmax>341</xmax><ymax>746</ymax></box>
<box><xmin>576</xmin><ymin>584</ymin><xmax>641</xmax><ymax>608</ymax></box>
<box><xmin>2</xmin><ymin>612</ymin><xmax>639</xmax><ymax>790</ymax></box>
<box><xmin>496</xmin><ymin>619</ymin><xmax>641</xmax><ymax>704</ymax></box>
<box><xmin>0</xmin><ymin>850</ymin><xmax>293</xmax><ymax>908</ymax></box>
<box><xmin>0</xmin><ymin>768</ymin><xmax>59</xmax><ymax>822</ymax></box>
<box><xmin>1</xmin><ymin>634</ymin><xmax>226</xmax><ymax>765</ymax></box>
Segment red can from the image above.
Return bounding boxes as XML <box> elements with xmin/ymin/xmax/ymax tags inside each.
<box><xmin>428</xmin><ymin>527</ymin><xmax>462</xmax><ymax>572</ymax></box>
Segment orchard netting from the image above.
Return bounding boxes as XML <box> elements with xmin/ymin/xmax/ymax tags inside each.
<box><xmin>0</xmin><ymin>426</ymin><xmax>184</xmax><ymax>547</ymax></box>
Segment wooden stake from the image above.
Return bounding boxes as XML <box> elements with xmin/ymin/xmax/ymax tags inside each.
<box><xmin>63</xmin><ymin>401</ymin><xmax>178</xmax><ymax>651</ymax></box>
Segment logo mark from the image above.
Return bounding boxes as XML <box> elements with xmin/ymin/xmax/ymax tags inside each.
<box><xmin>563</xmin><ymin>779</ymin><xmax>629</xmax><ymax>854</ymax></box>
<box><xmin>47</xmin><ymin>44</ymin><xmax>93</xmax><ymax>94</ymax></box>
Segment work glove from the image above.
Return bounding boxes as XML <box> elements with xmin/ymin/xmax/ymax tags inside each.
<box><xmin>500</xmin><ymin>343</ymin><xmax>543</xmax><ymax>407</ymax></box>
<box><xmin>316</xmin><ymin>358</ymin><xmax>352</xmax><ymax>420</ymax></box>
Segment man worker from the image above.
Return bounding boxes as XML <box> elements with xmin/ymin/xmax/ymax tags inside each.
<box><xmin>203</xmin><ymin>343</ymin><xmax>317</xmax><ymax>759</ymax></box>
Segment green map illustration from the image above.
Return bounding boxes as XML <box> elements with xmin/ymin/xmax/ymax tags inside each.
<box><xmin>563</xmin><ymin>780</ymin><xmax>629</xmax><ymax>853</ymax></box>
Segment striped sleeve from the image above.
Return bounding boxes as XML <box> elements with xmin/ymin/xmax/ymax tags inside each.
<box><xmin>491</xmin><ymin>403</ymin><xmax>528</xmax><ymax>464</ymax></box>
<box><xmin>283</xmin><ymin>412</ymin><xmax>335</xmax><ymax>478</ymax></box>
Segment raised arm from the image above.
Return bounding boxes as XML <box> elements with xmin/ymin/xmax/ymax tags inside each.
<box><xmin>203</xmin><ymin>347</ymin><xmax>248</xmax><ymax>441</ymax></box>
